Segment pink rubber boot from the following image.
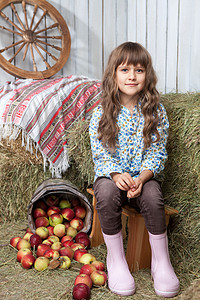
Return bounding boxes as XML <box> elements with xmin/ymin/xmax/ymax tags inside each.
<box><xmin>149</xmin><ymin>231</ymin><xmax>180</xmax><ymax>298</ymax></box>
<box><xmin>102</xmin><ymin>230</ymin><xmax>135</xmax><ymax>296</ymax></box>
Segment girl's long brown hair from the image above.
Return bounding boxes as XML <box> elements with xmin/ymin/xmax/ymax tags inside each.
<box><xmin>98</xmin><ymin>42</ymin><xmax>161</xmax><ymax>151</ymax></box>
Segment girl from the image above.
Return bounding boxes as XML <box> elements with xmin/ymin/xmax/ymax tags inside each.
<box><xmin>89</xmin><ymin>42</ymin><xmax>180</xmax><ymax>297</ymax></box>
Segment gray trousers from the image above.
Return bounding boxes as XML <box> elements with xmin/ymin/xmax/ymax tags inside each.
<box><xmin>93</xmin><ymin>177</ymin><xmax>166</xmax><ymax>235</ymax></box>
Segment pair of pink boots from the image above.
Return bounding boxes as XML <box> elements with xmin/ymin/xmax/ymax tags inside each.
<box><xmin>103</xmin><ymin>230</ymin><xmax>180</xmax><ymax>297</ymax></box>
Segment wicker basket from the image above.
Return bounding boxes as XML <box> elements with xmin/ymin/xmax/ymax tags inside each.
<box><xmin>27</xmin><ymin>178</ymin><xmax>92</xmax><ymax>234</ymax></box>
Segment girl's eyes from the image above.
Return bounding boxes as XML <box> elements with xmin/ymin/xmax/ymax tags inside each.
<box><xmin>136</xmin><ymin>69</ymin><xmax>144</xmax><ymax>73</ymax></box>
<box><xmin>120</xmin><ymin>68</ymin><xmax>144</xmax><ymax>73</ymax></box>
<box><xmin>121</xmin><ymin>68</ymin><xmax>128</xmax><ymax>72</ymax></box>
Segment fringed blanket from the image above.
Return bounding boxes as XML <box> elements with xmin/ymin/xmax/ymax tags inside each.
<box><xmin>0</xmin><ymin>75</ymin><xmax>102</xmax><ymax>177</ymax></box>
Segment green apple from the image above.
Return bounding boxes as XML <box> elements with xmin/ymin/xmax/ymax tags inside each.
<box><xmin>90</xmin><ymin>270</ymin><xmax>107</xmax><ymax>286</ymax></box>
<box><xmin>47</xmin><ymin>235</ymin><xmax>60</xmax><ymax>243</ymax></box>
<box><xmin>79</xmin><ymin>253</ymin><xmax>96</xmax><ymax>265</ymax></box>
<box><xmin>34</xmin><ymin>257</ymin><xmax>49</xmax><ymax>271</ymax></box>
<box><xmin>59</xmin><ymin>256</ymin><xmax>71</xmax><ymax>269</ymax></box>
<box><xmin>66</xmin><ymin>226</ymin><xmax>77</xmax><ymax>238</ymax></box>
<box><xmin>59</xmin><ymin>199</ymin><xmax>71</xmax><ymax>209</ymax></box>
<box><xmin>53</xmin><ymin>224</ymin><xmax>66</xmax><ymax>238</ymax></box>
<box><xmin>35</xmin><ymin>227</ymin><xmax>49</xmax><ymax>239</ymax></box>
<box><xmin>51</xmin><ymin>241</ymin><xmax>62</xmax><ymax>251</ymax></box>
<box><xmin>49</xmin><ymin>213</ymin><xmax>63</xmax><ymax>226</ymax></box>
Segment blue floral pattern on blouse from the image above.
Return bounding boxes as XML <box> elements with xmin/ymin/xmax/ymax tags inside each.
<box><xmin>89</xmin><ymin>101</ymin><xmax>169</xmax><ymax>182</ymax></box>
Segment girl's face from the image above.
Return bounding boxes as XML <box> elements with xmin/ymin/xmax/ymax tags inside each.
<box><xmin>116</xmin><ymin>63</ymin><xmax>146</xmax><ymax>104</ymax></box>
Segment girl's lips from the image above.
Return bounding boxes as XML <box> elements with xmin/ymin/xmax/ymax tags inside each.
<box><xmin>126</xmin><ymin>84</ymin><xmax>138</xmax><ymax>86</ymax></box>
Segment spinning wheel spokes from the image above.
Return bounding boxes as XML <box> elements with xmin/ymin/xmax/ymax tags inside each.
<box><xmin>0</xmin><ymin>0</ymin><xmax>71</xmax><ymax>79</ymax></box>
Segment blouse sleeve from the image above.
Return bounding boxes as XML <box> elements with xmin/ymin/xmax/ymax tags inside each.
<box><xmin>140</xmin><ymin>104</ymin><xmax>169</xmax><ymax>177</ymax></box>
<box><xmin>89</xmin><ymin>106</ymin><xmax>123</xmax><ymax>179</ymax></box>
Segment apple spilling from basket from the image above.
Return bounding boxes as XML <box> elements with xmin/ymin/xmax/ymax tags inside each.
<box><xmin>9</xmin><ymin>195</ymin><xmax>107</xmax><ymax>300</ymax></box>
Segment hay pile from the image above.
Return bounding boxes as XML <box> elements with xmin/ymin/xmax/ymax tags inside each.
<box><xmin>0</xmin><ymin>93</ymin><xmax>199</xmax><ymax>298</ymax></box>
<box><xmin>0</xmin><ymin>221</ymin><xmax>179</xmax><ymax>299</ymax></box>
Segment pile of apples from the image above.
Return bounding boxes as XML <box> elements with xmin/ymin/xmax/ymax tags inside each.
<box><xmin>9</xmin><ymin>194</ymin><xmax>107</xmax><ymax>300</ymax></box>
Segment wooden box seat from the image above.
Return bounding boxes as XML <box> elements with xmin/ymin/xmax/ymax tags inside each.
<box><xmin>87</xmin><ymin>188</ymin><xmax>178</xmax><ymax>272</ymax></box>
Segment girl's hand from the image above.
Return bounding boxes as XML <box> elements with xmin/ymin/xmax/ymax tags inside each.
<box><xmin>127</xmin><ymin>170</ymin><xmax>153</xmax><ymax>198</ymax></box>
<box><xmin>127</xmin><ymin>177</ymin><xmax>143</xmax><ymax>198</ymax></box>
<box><xmin>111</xmin><ymin>172</ymin><xmax>136</xmax><ymax>191</ymax></box>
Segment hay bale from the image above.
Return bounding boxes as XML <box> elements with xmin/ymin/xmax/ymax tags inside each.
<box><xmin>0</xmin><ymin>139</ymin><xmax>50</xmax><ymax>222</ymax></box>
<box><xmin>160</xmin><ymin>93</ymin><xmax>200</xmax><ymax>285</ymax></box>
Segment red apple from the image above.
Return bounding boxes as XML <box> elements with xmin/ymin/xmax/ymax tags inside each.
<box><xmin>16</xmin><ymin>239</ymin><xmax>31</xmax><ymax>250</ymax></box>
<box><xmin>62</xmin><ymin>240</ymin><xmax>74</xmax><ymax>247</ymax></box>
<box><xmin>53</xmin><ymin>224</ymin><xmax>66</xmax><ymax>238</ymax></box>
<box><xmin>90</xmin><ymin>270</ymin><xmax>107</xmax><ymax>286</ymax></box>
<box><xmin>71</xmin><ymin>243</ymin><xmax>85</xmax><ymax>251</ymax></box>
<box><xmin>76</xmin><ymin>237</ymin><xmax>90</xmax><ymax>249</ymax></box>
<box><xmin>61</xmin><ymin>235</ymin><xmax>73</xmax><ymax>244</ymax></box>
<box><xmin>30</xmin><ymin>234</ymin><xmax>42</xmax><ymax>249</ymax></box>
<box><xmin>75</xmin><ymin>232</ymin><xmax>89</xmax><ymax>241</ymax></box>
<box><xmin>35</xmin><ymin>227</ymin><xmax>49</xmax><ymax>239</ymax></box>
<box><xmin>79</xmin><ymin>264</ymin><xmax>96</xmax><ymax>276</ymax></box>
<box><xmin>47</xmin><ymin>226</ymin><xmax>54</xmax><ymax>236</ymax></box>
<box><xmin>44</xmin><ymin>249</ymin><xmax>60</xmax><ymax>259</ymax></box>
<box><xmin>91</xmin><ymin>260</ymin><xmax>105</xmax><ymax>271</ymax></box>
<box><xmin>73</xmin><ymin>283</ymin><xmax>91</xmax><ymax>300</ymax></box>
<box><xmin>73</xmin><ymin>249</ymin><xmax>88</xmax><ymax>262</ymax></box>
<box><xmin>36</xmin><ymin>244</ymin><xmax>51</xmax><ymax>257</ymax></box>
<box><xmin>59</xmin><ymin>199</ymin><xmax>71</xmax><ymax>209</ymax></box>
<box><xmin>61</xmin><ymin>208</ymin><xmax>74</xmax><ymax>221</ymax></box>
<box><xmin>74</xmin><ymin>206</ymin><xmax>86</xmax><ymax>219</ymax></box>
<box><xmin>79</xmin><ymin>253</ymin><xmax>96</xmax><ymax>265</ymax></box>
<box><xmin>10</xmin><ymin>237</ymin><xmax>22</xmax><ymax>248</ymax></box>
<box><xmin>47</xmin><ymin>206</ymin><xmax>61</xmax><ymax>217</ymax></box>
<box><xmin>63</xmin><ymin>221</ymin><xmax>70</xmax><ymax>230</ymax></box>
<box><xmin>33</xmin><ymin>208</ymin><xmax>47</xmax><ymax>219</ymax></box>
<box><xmin>49</xmin><ymin>213</ymin><xmax>63</xmax><ymax>226</ymax></box>
<box><xmin>59</xmin><ymin>256</ymin><xmax>71</xmax><ymax>269</ymax></box>
<box><xmin>17</xmin><ymin>248</ymin><xmax>32</xmax><ymax>262</ymax></box>
<box><xmin>45</xmin><ymin>195</ymin><xmax>59</xmax><ymax>206</ymax></box>
<box><xmin>34</xmin><ymin>256</ymin><xmax>49</xmax><ymax>271</ymax></box>
<box><xmin>74</xmin><ymin>274</ymin><xmax>92</xmax><ymax>289</ymax></box>
<box><xmin>35</xmin><ymin>216</ymin><xmax>49</xmax><ymax>228</ymax></box>
<box><xmin>67</xmin><ymin>226</ymin><xmax>77</xmax><ymax>238</ymax></box>
<box><xmin>51</xmin><ymin>241</ymin><xmax>62</xmax><ymax>251</ymax></box>
<box><xmin>71</xmin><ymin>198</ymin><xmax>81</xmax><ymax>207</ymax></box>
<box><xmin>34</xmin><ymin>199</ymin><xmax>48</xmax><ymax>211</ymax></box>
<box><xmin>23</xmin><ymin>232</ymin><xmax>33</xmax><ymax>242</ymax></box>
<box><xmin>70</xmin><ymin>217</ymin><xmax>84</xmax><ymax>231</ymax></box>
<box><xmin>59</xmin><ymin>246</ymin><xmax>74</xmax><ymax>259</ymax></box>
<box><xmin>21</xmin><ymin>254</ymin><xmax>36</xmax><ymax>269</ymax></box>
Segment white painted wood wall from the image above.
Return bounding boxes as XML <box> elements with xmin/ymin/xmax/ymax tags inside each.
<box><xmin>0</xmin><ymin>0</ymin><xmax>199</xmax><ymax>93</ymax></box>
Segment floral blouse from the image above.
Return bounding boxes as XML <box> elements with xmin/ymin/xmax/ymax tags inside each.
<box><xmin>89</xmin><ymin>101</ymin><xmax>169</xmax><ymax>182</ymax></box>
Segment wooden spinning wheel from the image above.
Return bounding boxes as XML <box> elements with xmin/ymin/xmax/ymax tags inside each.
<box><xmin>0</xmin><ymin>0</ymin><xmax>71</xmax><ymax>79</ymax></box>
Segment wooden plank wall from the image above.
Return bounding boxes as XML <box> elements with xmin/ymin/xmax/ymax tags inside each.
<box><xmin>0</xmin><ymin>0</ymin><xmax>199</xmax><ymax>93</ymax></box>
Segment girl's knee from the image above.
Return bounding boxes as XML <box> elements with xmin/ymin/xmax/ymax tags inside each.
<box><xmin>94</xmin><ymin>177</ymin><xmax>124</xmax><ymax>211</ymax></box>
<box><xmin>143</xmin><ymin>180</ymin><xmax>163</xmax><ymax>200</ymax></box>
<box><xmin>94</xmin><ymin>178</ymin><xmax>117</xmax><ymax>198</ymax></box>
<box><xmin>140</xmin><ymin>180</ymin><xmax>164</xmax><ymax>211</ymax></box>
